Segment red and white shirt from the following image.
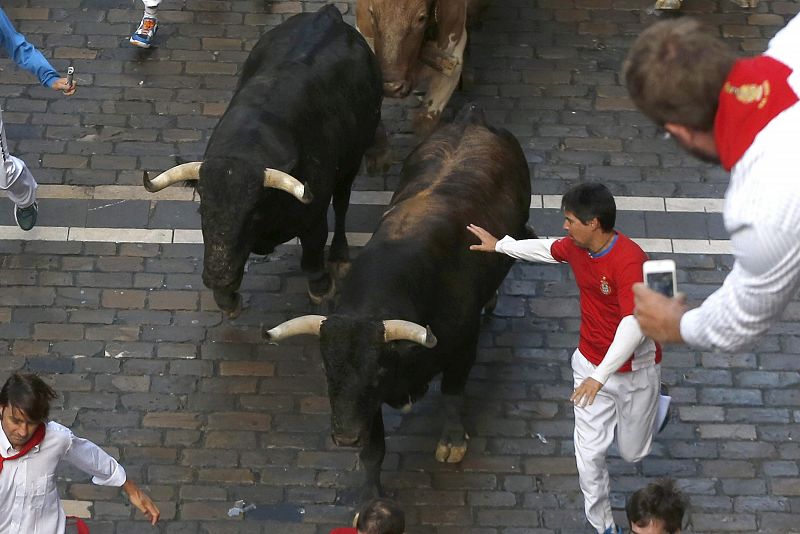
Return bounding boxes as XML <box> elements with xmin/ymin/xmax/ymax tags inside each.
<box><xmin>680</xmin><ymin>13</ymin><xmax>800</xmax><ymax>351</ymax></box>
<box><xmin>496</xmin><ymin>232</ymin><xmax>660</xmax><ymax>378</ymax></box>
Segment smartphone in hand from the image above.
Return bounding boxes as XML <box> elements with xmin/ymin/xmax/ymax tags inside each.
<box><xmin>643</xmin><ymin>259</ymin><xmax>677</xmax><ymax>298</ymax></box>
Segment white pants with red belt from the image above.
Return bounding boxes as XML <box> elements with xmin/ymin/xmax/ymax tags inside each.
<box><xmin>0</xmin><ymin>107</ymin><xmax>37</xmax><ymax>209</ymax></box>
<box><xmin>571</xmin><ymin>349</ymin><xmax>660</xmax><ymax>533</ymax></box>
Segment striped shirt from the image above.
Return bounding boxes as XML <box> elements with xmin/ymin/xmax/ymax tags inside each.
<box><xmin>680</xmin><ymin>14</ymin><xmax>800</xmax><ymax>351</ymax></box>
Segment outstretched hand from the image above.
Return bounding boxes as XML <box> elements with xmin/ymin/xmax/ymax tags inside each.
<box><xmin>467</xmin><ymin>224</ymin><xmax>499</xmax><ymax>252</ymax></box>
<box><xmin>51</xmin><ymin>77</ymin><xmax>76</xmax><ymax>96</ymax></box>
<box><xmin>122</xmin><ymin>480</ymin><xmax>160</xmax><ymax>526</ymax></box>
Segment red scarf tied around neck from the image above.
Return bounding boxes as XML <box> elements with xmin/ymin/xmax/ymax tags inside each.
<box><xmin>0</xmin><ymin>422</ymin><xmax>45</xmax><ymax>473</ymax></box>
<box><xmin>0</xmin><ymin>424</ymin><xmax>90</xmax><ymax>534</ymax></box>
<box><xmin>714</xmin><ymin>55</ymin><xmax>799</xmax><ymax>171</ymax></box>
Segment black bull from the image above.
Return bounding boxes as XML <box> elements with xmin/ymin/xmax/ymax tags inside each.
<box><xmin>143</xmin><ymin>5</ymin><xmax>385</xmax><ymax>317</ymax></box>
<box><xmin>266</xmin><ymin>104</ymin><xmax>533</xmax><ymax>500</ymax></box>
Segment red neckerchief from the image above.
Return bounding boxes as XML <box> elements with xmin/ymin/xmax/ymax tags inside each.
<box><xmin>0</xmin><ymin>424</ymin><xmax>90</xmax><ymax>533</ymax></box>
<box><xmin>329</xmin><ymin>529</ymin><xmax>358</xmax><ymax>534</ymax></box>
<box><xmin>714</xmin><ymin>55</ymin><xmax>799</xmax><ymax>171</ymax></box>
<box><xmin>0</xmin><ymin>422</ymin><xmax>45</xmax><ymax>473</ymax></box>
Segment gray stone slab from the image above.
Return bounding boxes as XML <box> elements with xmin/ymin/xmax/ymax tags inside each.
<box><xmin>85</xmin><ymin>199</ymin><xmax>150</xmax><ymax>229</ymax></box>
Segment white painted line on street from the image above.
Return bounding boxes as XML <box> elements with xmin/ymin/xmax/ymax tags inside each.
<box><xmin>631</xmin><ymin>238</ymin><xmax>674</xmax><ymax>254</ymax></box>
<box><xmin>672</xmin><ymin>239</ymin><xmax>731</xmax><ymax>255</ymax></box>
<box><xmin>30</xmin><ymin>185</ymin><xmax>726</xmax><ymax>213</ymax></box>
<box><xmin>0</xmin><ymin>226</ymin><xmax>69</xmax><ymax>241</ymax></box>
<box><xmin>67</xmin><ymin>227</ymin><xmax>172</xmax><ymax>243</ymax></box>
<box><xmin>0</xmin><ymin>225</ymin><xmax>731</xmax><ymax>255</ymax></box>
<box><xmin>173</xmin><ymin>229</ymin><xmax>204</xmax><ymax>244</ymax></box>
<box><xmin>665</xmin><ymin>197</ymin><xmax>725</xmax><ymax>213</ymax></box>
<box><xmin>351</xmin><ymin>191</ymin><xmax>393</xmax><ymax>205</ymax></box>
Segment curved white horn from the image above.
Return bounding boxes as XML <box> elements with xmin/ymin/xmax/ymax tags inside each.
<box><xmin>264</xmin><ymin>168</ymin><xmax>313</xmax><ymax>204</ymax></box>
<box><xmin>264</xmin><ymin>315</ymin><xmax>326</xmax><ymax>343</ymax></box>
<box><xmin>143</xmin><ymin>162</ymin><xmax>202</xmax><ymax>192</ymax></box>
<box><xmin>383</xmin><ymin>320</ymin><xmax>437</xmax><ymax>348</ymax></box>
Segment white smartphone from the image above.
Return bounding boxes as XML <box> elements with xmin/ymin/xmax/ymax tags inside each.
<box><xmin>643</xmin><ymin>259</ymin><xmax>677</xmax><ymax>298</ymax></box>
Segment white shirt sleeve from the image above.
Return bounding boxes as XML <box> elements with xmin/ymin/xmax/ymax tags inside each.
<box><xmin>62</xmin><ymin>431</ymin><xmax>127</xmax><ymax>487</ymax></box>
<box><xmin>680</xmin><ymin>224</ymin><xmax>800</xmax><ymax>352</ymax></box>
<box><xmin>495</xmin><ymin>235</ymin><xmax>560</xmax><ymax>263</ymax></box>
<box><xmin>589</xmin><ymin>315</ymin><xmax>646</xmax><ymax>384</ymax></box>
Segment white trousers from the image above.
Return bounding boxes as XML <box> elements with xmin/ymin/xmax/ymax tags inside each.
<box><xmin>572</xmin><ymin>349</ymin><xmax>660</xmax><ymax>533</ymax></box>
<box><xmin>142</xmin><ymin>0</ymin><xmax>162</xmax><ymax>8</ymax></box>
<box><xmin>0</xmin><ymin>107</ymin><xmax>37</xmax><ymax>208</ymax></box>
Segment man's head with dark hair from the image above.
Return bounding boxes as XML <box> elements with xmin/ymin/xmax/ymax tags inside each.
<box><xmin>356</xmin><ymin>498</ymin><xmax>405</xmax><ymax>534</ymax></box>
<box><xmin>561</xmin><ymin>182</ymin><xmax>616</xmax><ymax>232</ymax></box>
<box><xmin>0</xmin><ymin>373</ymin><xmax>57</xmax><ymax>449</ymax></box>
<box><xmin>627</xmin><ymin>478</ymin><xmax>688</xmax><ymax>534</ymax></box>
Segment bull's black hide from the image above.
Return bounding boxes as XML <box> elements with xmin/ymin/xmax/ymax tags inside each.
<box><xmin>266</xmin><ymin>104</ymin><xmax>533</xmax><ymax>501</ymax></box>
<box><xmin>145</xmin><ymin>5</ymin><xmax>383</xmax><ymax>316</ymax></box>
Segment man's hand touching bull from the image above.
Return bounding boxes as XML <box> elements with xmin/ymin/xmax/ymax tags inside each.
<box><xmin>466</xmin><ymin>224</ymin><xmax>498</xmax><ymax>252</ymax></box>
<box><xmin>633</xmin><ymin>284</ymin><xmax>688</xmax><ymax>344</ymax></box>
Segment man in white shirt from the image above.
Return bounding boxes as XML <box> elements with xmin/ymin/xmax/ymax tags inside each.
<box><xmin>623</xmin><ymin>15</ymin><xmax>800</xmax><ymax>352</ymax></box>
<box><xmin>0</xmin><ymin>373</ymin><xmax>160</xmax><ymax>533</ymax></box>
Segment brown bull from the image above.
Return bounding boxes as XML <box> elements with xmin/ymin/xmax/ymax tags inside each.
<box><xmin>356</xmin><ymin>0</ymin><xmax>490</xmax><ymax>135</ymax></box>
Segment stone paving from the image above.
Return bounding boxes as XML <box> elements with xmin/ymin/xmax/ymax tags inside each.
<box><xmin>1</xmin><ymin>0</ymin><xmax>800</xmax><ymax>533</ymax></box>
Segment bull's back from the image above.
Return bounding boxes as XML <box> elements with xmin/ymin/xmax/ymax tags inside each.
<box><xmin>383</xmin><ymin>106</ymin><xmax>530</xmax><ymax>257</ymax></box>
<box><xmin>208</xmin><ymin>6</ymin><xmax>382</xmax><ymax>173</ymax></box>
<box><xmin>340</xmin><ymin>106</ymin><xmax>530</xmax><ymax>316</ymax></box>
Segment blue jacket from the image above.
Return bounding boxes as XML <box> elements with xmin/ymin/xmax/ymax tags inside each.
<box><xmin>0</xmin><ymin>7</ymin><xmax>59</xmax><ymax>87</ymax></box>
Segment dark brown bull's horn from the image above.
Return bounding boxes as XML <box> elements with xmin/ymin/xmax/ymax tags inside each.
<box><xmin>383</xmin><ymin>320</ymin><xmax>437</xmax><ymax>348</ymax></box>
<box><xmin>263</xmin><ymin>169</ymin><xmax>313</xmax><ymax>204</ymax></box>
<box><xmin>264</xmin><ymin>314</ymin><xmax>326</xmax><ymax>343</ymax></box>
<box><xmin>143</xmin><ymin>162</ymin><xmax>202</xmax><ymax>192</ymax></box>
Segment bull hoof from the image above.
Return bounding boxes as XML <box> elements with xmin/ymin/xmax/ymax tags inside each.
<box><xmin>214</xmin><ymin>291</ymin><xmax>243</xmax><ymax>319</ymax></box>
<box><xmin>226</xmin><ymin>294</ymin><xmax>243</xmax><ymax>320</ymax></box>
<box><xmin>412</xmin><ymin>111</ymin><xmax>440</xmax><ymax>138</ymax></box>
<box><xmin>435</xmin><ymin>433</ymin><xmax>469</xmax><ymax>463</ymax></box>
<box><xmin>307</xmin><ymin>274</ymin><xmax>336</xmax><ymax>305</ymax></box>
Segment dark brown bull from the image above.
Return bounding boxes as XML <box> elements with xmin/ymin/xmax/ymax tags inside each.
<box><xmin>356</xmin><ymin>0</ymin><xmax>490</xmax><ymax>135</ymax></box>
<box><xmin>265</xmin><ymin>104</ymin><xmax>532</xmax><ymax>501</ymax></box>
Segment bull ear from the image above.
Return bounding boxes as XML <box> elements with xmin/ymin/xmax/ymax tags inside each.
<box><xmin>263</xmin><ymin>169</ymin><xmax>313</xmax><ymax>204</ymax></box>
<box><xmin>143</xmin><ymin>162</ymin><xmax>202</xmax><ymax>192</ymax></box>
<box><xmin>383</xmin><ymin>320</ymin><xmax>437</xmax><ymax>348</ymax></box>
<box><xmin>264</xmin><ymin>315</ymin><xmax>326</xmax><ymax>343</ymax></box>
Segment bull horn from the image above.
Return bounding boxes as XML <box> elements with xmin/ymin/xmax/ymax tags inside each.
<box><xmin>264</xmin><ymin>315</ymin><xmax>326</xmax><ymax>343</ymax></box>
<box><xmin>143</xmin><ymin>162</ymin><xmax>202</xmax><ymax>192</ymax></box>
<box><xmin>264</xmin><ymin>169</ymin><xmax>313</xmax><ymax>204</ymax></box>
<box><xmin>383</xmin><ymin>320</ymin><xmax>437</xmax><ymax>348</ymax></box>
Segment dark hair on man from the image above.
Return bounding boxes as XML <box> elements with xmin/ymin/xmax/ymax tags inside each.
<box><xmin>627</xmin><ymin>478</ymin><xmax>688</xmax><ymax>534</ymax></box>
<box><xmin>561</xmin><ymin>182</ymin><xmax>616</xmax><ymax>231</ymax></box>
<box><xmin>623</xmin><ymin>18</ymin><xmax>737</xmax><ymax>131</ymax></box>
<box><xmin>356</xmin><ymin>498</ymin><xmax>405</xmax><ymax>534</ymax></box>
<box><xmin>0</xmin><ymin>373</ymin><xmax>58</xmax><ymax>423</ymax></box>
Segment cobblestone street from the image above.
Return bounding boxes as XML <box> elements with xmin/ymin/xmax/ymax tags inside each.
<box><xmin>1</xmin><ymin>0</ymin><xmax>799</xmax><ymax>532</ymax></box>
